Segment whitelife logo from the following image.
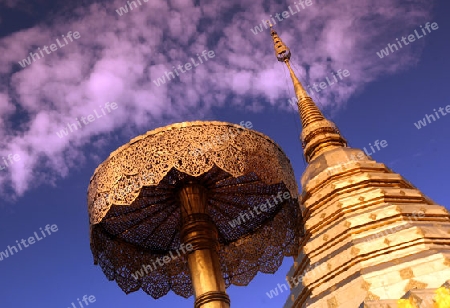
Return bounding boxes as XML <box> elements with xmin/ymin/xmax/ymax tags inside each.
<box><xmin>55</xmin><ymin>102</ymin><xmax>118</xmax><ymax>138</ymax></box>
<box><xmin>376</xmin><ymin>22</ymin><xmax>439</xmax><ymax>59</ymax></box>
<box><xmin>0</xmin><ymin>153</ymin><xmax>20</xmax><ymax>171</ymax></box>
<box><xmin>18</xmin><ymin>31</ymin><xmax>81</xmax><ymax>68</ymax></box>
<box><xmin>250</xmin><ymin>0</ymin><xmax>314</xmax><ymax>35</ymax></box>
<box><xmin>265</xmin><ymin>261</ymin><xmax>324</xmax><ymax>299</ymax></box>
<box><xmin>192</xmin><ymin>121</ymin><xmax>253</xmax><ymax>157</ymax></box>
<box><xmin>152</xmin><ymin>50</ymin><xmax>215</xmax><ymax>87</ymax></box>
<box><xmin>0</xmin><ymin>224</ymin><xmax>59</xmax><ymax>262</ymax></box>
<box><xmin>287</xmin><ymin>69</ymin><xmax>350</xmax><ymax>110</ymax></box>
<box><xmin>131</xmin><ymin>243</ymin><xmax>193</xmax><ymax>280</ymax></box>
<box><xmin>66</xmin><ymin>295</ymin><xmax>96</xmax><ymax>308</ymax></box>
<box><xmin>413</xmin><ymin>105</ymin><xmax>450</xmax><ymax>129</ymax></box>
<box><xmin>115</xmin><ymin>0</ymin><xmax>149</xmax><ymax>16</ymax></box>
<box><xmin>228</xmin><ymin>191</ymin><xmax>291</xmax><ymax>228</ymax></box>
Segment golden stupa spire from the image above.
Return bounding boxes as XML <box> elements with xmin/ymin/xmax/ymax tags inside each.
<box><xmin>268</xmin><ymin>23</ymin><xmax>348</xmax><ymax>162</ymax></box>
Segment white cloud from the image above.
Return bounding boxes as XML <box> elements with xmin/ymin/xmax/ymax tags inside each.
<box><xmin>0</xmin><ymin>0</ymin><xmax>434</xmax><ymax>197</ymax></box>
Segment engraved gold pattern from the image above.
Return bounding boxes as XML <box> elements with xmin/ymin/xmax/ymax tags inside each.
<box><xmin>88</xmin><ymin>121</ymin><xmax>302</xmax><ymax>299</ymax></box>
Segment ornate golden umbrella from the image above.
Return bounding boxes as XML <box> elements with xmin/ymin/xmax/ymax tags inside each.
<box><xmin>88</xmin><ymin>121</ymin><xmax>302</xmax><ymax>307</ymax></box>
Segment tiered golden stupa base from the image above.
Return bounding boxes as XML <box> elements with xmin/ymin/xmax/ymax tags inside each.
<box><xmin>364</xmin><ymin>279</ymin><xmax>450</xmax><ymax>307</ymax></box>
<box><xmin>283</xmin><ymin>147</ymin><xmax>450</xmax><ymax>308</ymax></box>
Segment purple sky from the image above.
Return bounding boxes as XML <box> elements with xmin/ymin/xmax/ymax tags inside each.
<box><xmin>0</xmin><ymin>0</ymin><xmax>436</xmax><ymax>196</ymax></box>
<box><xmin>0</xmin><ymin>0</ymin><xmax>449</xmax><ymax>307</ymax></box>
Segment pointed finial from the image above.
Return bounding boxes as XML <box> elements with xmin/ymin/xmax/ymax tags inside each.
<box><xmin>268</xmin><ymin>24</ymin><xmax>291</xmax><ymax>62</ymax></box>
<box><xmin>268</xmin><ymin>26</ymin><xmax>348</xmax><ymax>162</ymax></box>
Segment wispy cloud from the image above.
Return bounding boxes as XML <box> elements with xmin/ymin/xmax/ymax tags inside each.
<box><xmin>0</xmin><ymin>0</ymin><xmax>435</xmax><ymax>198</ymax></box>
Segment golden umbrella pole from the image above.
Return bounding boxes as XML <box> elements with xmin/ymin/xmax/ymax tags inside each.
<box><xmin>179</xmin><ymin>182</ymin><xmax>230</xmax><ymax>308</ymax></box>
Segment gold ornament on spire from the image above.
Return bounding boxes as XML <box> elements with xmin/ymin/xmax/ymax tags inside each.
<box><xmin>268</xmin><ymin>25</ymin><xmax>348</xmax><ymax>162</ymax></box>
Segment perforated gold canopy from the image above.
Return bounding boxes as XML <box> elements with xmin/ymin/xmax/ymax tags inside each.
<box><xmin>88</xmin><ymin>121</ymin><xmax>302</xmax><ymax>299</ymax></box>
